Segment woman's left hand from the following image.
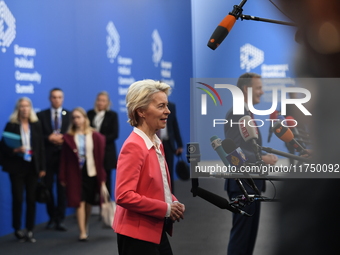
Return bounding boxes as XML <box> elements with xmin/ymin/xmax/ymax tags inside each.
<box><xmin>170</xmin><ymin>202</ymin><xmax>185</xmax><ymax>222</ymax></box>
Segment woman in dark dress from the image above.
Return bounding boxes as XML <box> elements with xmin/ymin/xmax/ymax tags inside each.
<box><xmin>87</xmin><ymin>91</ymin><xmax>119</xmax><ymax>195</ymax></box>
<box><xmin>0</xmin><ymin>97</ymin><xmax>45</xmax><ymax>243</ymax></box>
<box><xmin>59</xmin><ymin>107</ymin><xmax>106</xmax><ymax>241</ymax></box>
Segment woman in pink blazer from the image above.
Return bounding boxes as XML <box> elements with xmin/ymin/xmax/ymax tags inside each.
<box><xmin>113</xmin><ymin>79</ymin><xmax>185</xmax><ymax>255</ymax></box>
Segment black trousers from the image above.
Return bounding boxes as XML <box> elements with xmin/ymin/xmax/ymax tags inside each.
<box><xmin>9</xmin><ymin>161</ymin><xmax>38</xmax><ymax>231</ymax></box>
<box><xmin>44</xmin><ymin>151</ymin><xmax>66</xmax><ymax>223</ymax></box>
<box><xmin>117</xmin><ymin>225</ymin><xmax>173</xmax><ymax>255</ymax></box>
<box><xmin>227</xmin><ymin>190</ymin><xmax>261</xmax><ymax>255</ymax></box>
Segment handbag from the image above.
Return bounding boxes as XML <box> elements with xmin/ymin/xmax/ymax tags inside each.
<box><xmin>175</xmin><ymin>155</ymin><xmax>190</xmax><ymax>181</ymax></box>
<box><xmin>36</xmin><ymin>179</ymin><xmax>50</xmax><ymax>203</ymax></box>
<box><xmin>101</xmin><ymin>184</ymin><xmax>116</xmax><ymax>228</ymax></box>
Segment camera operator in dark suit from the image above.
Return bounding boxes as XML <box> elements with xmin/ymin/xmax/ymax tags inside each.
<box><xmin>37</xmin><ymin>88</ymin><xmax>70</xmax><ymax>231</ymax></box>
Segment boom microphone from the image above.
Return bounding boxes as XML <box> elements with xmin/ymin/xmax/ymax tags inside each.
<box><xmin>207</xmin><ymin>0</ymin><xmax>247</xmax><ymax>50</ymax></box>
<box><xmin>284</xmin><ymin>116</ymin><xmax>309</xmax><ymax>146</ymax></box>
<box><xmin>284</xmin><ymin>116</ymin><xmax>298</xmax><ymax>128</ymax></box>
<box><xmin>222</xmin><ymin>138</ymin><xmax>261</xmax><ymax>195</ymax></box>
<box><xmin>272</xmin><ymin>122</ymin><xmax>308</xmax><ymax>154</ymax></box>
<box><xmin>210</xmin><ymin>136</ymin><xmax>251</xmax><ymax>178</ymax></box>
<box><xmin>261</xmin><ymin>146</ymin><xmax>312</xmax><ymax>163</ymax></box>
<box><xmin>222</xmin><ymin>138</ymin><xmax>239</xmax><ymax>154</ymax></box>
<box><xmin>210</xmin><ymin>135</ymin><xmax>230</xmax><ymax>167</ymax></box>
<box><xmin>267</xmin><ymin>110</ymin><xmax>284</xmax><ymax>143</ymax></box>
<box><xmin>193</xmin><ymin>187</ymin><xmax>250</xmax><ymax>216</ymax></box>
<box><xmin>222</xmin><ymin>138</ymin><xmax>251</xmax><ymax>199</ymax></box>
<box><xmin>238</xmin><ymin>115</ymin><xmax>262</xmax><ymax>163</ymax></box>
<box><xmin>238</xmin><ymin>115</ymin><xmax>258</xmax><ymax>141</ymax></box>
<box><xmin>222</xmin><ymin>138</ymin><xmax>247</xmax><ymax>168</ymax></box>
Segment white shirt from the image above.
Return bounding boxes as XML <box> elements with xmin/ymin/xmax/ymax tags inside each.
<box><xmin>133</xmin><ymin>127</ymin><xmax>172</xmax><ymax>217</ymax></box>
<box><xmin>159</xmin><ymin>124</ymin><xmax>169</xmax><ymax>141</ymax></box>
<box><xmin>93</xmin><ymin>110</ymin><xmax>105</xmax><ymax>131</ymax></box>
<box><xmin>20</xmin><ymin>125</ymin><xmax>31</xmax><ymax>150</ymax></box>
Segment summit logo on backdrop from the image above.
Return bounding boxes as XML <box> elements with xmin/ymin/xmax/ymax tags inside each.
<box><xmin>240</xmin><ymin>43</ymin><xmax>264</xmax><ymax>72</ymax></box>
<box><xmin>0</xmin><ymin>0</ymin><xmax>16</xmax><ymax>53</ymax></box>
<box><xmin>106</xmin><ymin>21</ymin><xmax>120</xmax><ymax>63</ymax></box>
<box><xmin>152</xmin><ymin>29</ymin><xmax>162</xmax><ymax>67</ymax></box>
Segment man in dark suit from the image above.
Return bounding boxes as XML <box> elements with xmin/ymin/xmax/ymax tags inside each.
<box><xmin>158</xmin><ymin>101</ymin><xmax>183</xmax><ymax>194</ymax></box>
<box><xmin>37</xmin><ymin>88</ymin><xmax>70</xmax><ymax>231</ymax></box>
<box><xmin>224</xmin><ymin>73</ymin><xmax>277</xmax><ymax>255</ymax></box>
<box><xmin>87</xmin><ymin>91</ymin><xmax>119</xmax><ymax>196</ymax></box>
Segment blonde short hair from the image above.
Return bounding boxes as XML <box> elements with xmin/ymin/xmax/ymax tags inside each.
<box><xmin>9</xmin><ymin>97</ymin><xmax>38</xmax><ymax>124</ymax></box>
<box><xmin>67</xmin><ymin>107</ymin><xmax>94</xmax><ymax>135</ymax></box>
<box><xmin>126</xmin><ymin>79</ymin><xmax>171</xmax><ymax>127</ymax></box>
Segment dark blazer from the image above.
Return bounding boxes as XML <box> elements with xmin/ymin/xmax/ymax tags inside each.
<box><xmin>59</xmin><ymin>132</ymin><xmax>106</xmax><ymax>207</ymax></box>
<box><xmin>224</xmin><ymin>107</ymin><xmax>265</xmax><ymax>193</ymax></box>
<box><xmin>0</xmin><ymin>121</ymin><xmax>45</xmax><ymax>175</ymax></box>
<box><xmin>166</xmin><ymin>102</ymin><xmax>183</xmax><ymax>152</ymax></box>
<box><xmin>37</xmin><ymin>108</ymin><xmax>70</xmax><ymax>162</ymax></box>
<box><xmin>87</xmin><ymin>109</ymin><xmax>119</xmax><ymax>170</ymax></box>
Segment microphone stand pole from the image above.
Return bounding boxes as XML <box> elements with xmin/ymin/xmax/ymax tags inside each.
<box><xmin>261</xmin><ymin>146</ymin><xmax>312</xmax><ymax>163</ymax></box>
<box><xmin>240</xmin><ymin>14</ymin><xmax>296</xmax><ymax>26</ymax></box>
<box><xmin>231</xmin><ymin>0</ymin><xmax>296</xmax><ymax>27</ymax></box>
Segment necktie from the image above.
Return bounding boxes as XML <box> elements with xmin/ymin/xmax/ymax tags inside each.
<box><xmin>54</xmin><ymin>110</ymin><xmax>59</xmax><ymax>131</ymax></box>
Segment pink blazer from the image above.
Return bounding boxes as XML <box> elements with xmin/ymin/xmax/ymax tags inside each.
<box><xmin>113</xmin><ymin>131</ymin><xmax>177</xmax><ymax>244</ymax></box>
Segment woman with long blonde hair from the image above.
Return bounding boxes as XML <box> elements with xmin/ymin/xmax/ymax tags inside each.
<box><xmin>0</xmin><ymin>97</ymin><xmax>45</xmax><ymax>243</ymax></box>
<box><xmin>59</xmin><ymin>107</ymin><xmax>106</xmax><ymax>241</ymax></box>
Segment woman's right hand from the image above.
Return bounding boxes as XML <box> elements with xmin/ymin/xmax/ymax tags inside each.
<box><xmin>13</xmin><ymin>146</ymin><xmax>25</xmax><ymax>154</ymax></box>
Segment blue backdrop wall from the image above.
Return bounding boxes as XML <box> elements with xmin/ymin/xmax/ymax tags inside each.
<box><xmin>0</xmin><ymin>0</ymin><xmax>192</xmax><ymax>236</ymax></box>
<box><xmin>0</xmin><ymin>0</ymin><xmax>300</xmax><ymax>237</ymax></box>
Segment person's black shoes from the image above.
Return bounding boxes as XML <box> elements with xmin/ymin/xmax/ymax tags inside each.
<box><xmin>14</xmin><ymin>230</ymin><xmax>25</xmax><ymax>241</ymax></box>
<box><xmin>46</xmin><ymin>220</ymin><xmax>68</xmax><ymax>231</ymax></box>
<box><xmin>26</xmin><ymin>231</ymin><xmax>36</xmax><ymax>243</ymax></box>
<box><xmin>78</xmin><ymin>237</ymin><xmax>88</xmax><ymax>242</ymax></box>
<box><xmin>45</xmin><ymin>220</ymin><xmax>55</xmax><ymax>230</ymax></box>
<box><xmin>15</xmin><ymin>230</ymin><xmax>36</xmax><ymax>243</ymax></box>
<box><xmin>55</xmin><ymin>223</ymin><xmax>68</xmax><ymax>231</ymax></box>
